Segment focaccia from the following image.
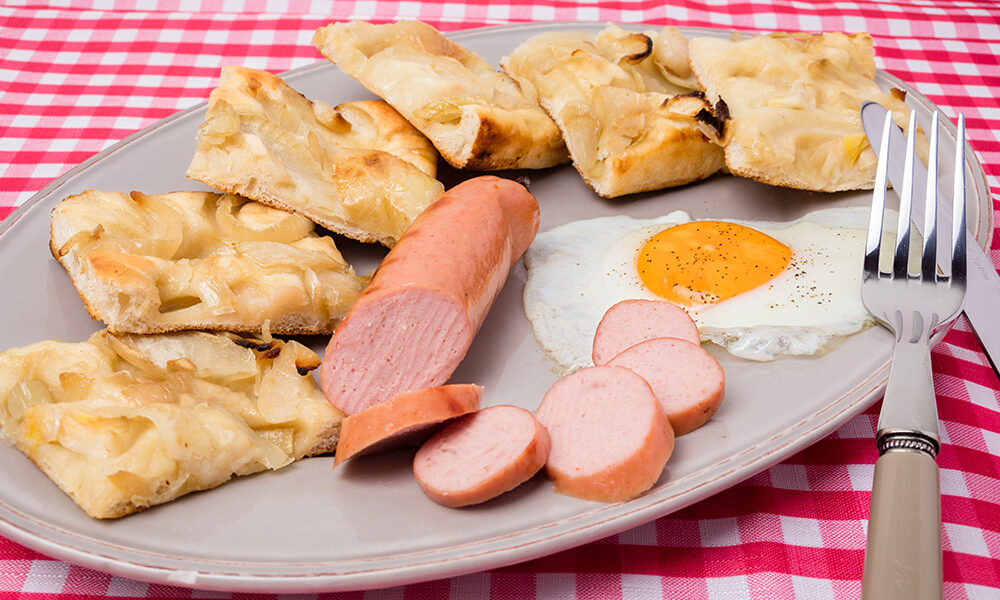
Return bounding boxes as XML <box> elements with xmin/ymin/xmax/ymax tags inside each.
<box><xmin>0</xmin><ymin>330</ymin><xmax>342</xmax><ymax>519</ymax></box>
<box><xmin>187</xmin><ymin>66</ymin><xmax>444</xmax><ymax>247</ymax></box>
<box><xmin>501</xmin><ymin>25</ymin><xmax>725</xmax><ymax>198</ymax></box>
<box><xmin>312</xmin><ymin>20</ymin><xmax>568</xmax><ymax>171</ymax></box>
<box><xmin>51</xmin><ymin>190</ymin><xmax>365</xmax><ymax>335</ymax></box>
<box><xmin>688</xmin><ymin>32</ymin><xmax>919</xmax><ymax>192</ymax></box>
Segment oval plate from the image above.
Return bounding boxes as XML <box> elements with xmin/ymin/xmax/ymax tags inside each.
<box><xmin>0</xmin><ymin>22</ymin><xmax>991</xmax><ymax>593</ymax></box>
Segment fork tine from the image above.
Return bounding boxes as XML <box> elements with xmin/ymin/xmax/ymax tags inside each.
<box><xmin>893</xmin><ymin>111</ymin><xmax>918</xmax><ymax>278</ymax></box>
<box><xmin>865</xmin><ymin>110</ymin><xmax>894</xmax><ymax>276</ymax></box>
<box><xmin>921</xmin><ymin>114</ymin><xmax>940</xmax><ymax>280</ymax></box>
<box><xmin>952</xmin><ymin>113</ymin><xmax>967</xmax><ymax>281</ymax></box>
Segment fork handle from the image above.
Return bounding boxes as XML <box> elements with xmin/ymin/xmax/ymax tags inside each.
<box><xmin>862</xmin><ymin>446</ymin><xmax>942</xmax><ymax>599</ymax></box>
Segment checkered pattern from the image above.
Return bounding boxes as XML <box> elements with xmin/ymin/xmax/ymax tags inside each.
<box><xmin>1</xmin><ymin>1</ymin><xmax>999</xmax><ymax>598</ymax></box>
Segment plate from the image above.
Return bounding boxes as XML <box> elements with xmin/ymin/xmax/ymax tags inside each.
<box><xmin>0</xmin><ymin>22</ymin><xmax>992</xmax><ymax>593</ymax></box>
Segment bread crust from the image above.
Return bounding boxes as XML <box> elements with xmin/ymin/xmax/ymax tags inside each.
<box><xmin>688</xmin><ymin>32</ymin><xmax>923</xmax><ymax>192</ymax></box>
<box><xmin>312</xmin><ymin>20</ymin><xmax>569</xmax><ymax>171</ymax></box>
<box><xmin>501</xmin><ymin>26</ymin><xmax>725</xmax><ymax>198</ymax></box>
<box><xmin>51</xmin><ymin>190</ymin><xmax>365</xmax><ymax>335</ymax></box>
<box><xmin>0</xmin><ymin>331</ymin><xmax>342</xmax><ymax>519</ymax></box>
<box><xmin>187</xmin><ymin>66</ymin><xmax>444</xmax><ymax>247</ymax></box>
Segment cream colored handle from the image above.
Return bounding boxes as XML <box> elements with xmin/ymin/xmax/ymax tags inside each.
<box><xmin>862</xmin><ymin>450</ymin><xmax>942</xmax><ymax>600</ymax></box>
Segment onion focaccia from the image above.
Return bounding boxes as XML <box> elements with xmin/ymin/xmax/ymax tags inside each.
<box><xmin>51</xmin><ymin>190</ymin><xmax>365</xmax><ymax>335</ymax></box>
<box><xmin>187</xmin><ymin>66</ymin><xmax>444</xmax><ymax>247</ymax></box>
<box><xmin>0</xmin><ymin>330</ymin><xmax>342</xmax><ymax>519</ymax></box>
<box><xmin>312</xmin><ymin>20</ymin><xmax>568</xmax><ymax>171</ymax></box>
<box><xmin>688</xmin><ymin>32</ymin><xmax>919</xmax><ymax>192</ymax></box>
<box><xmin>501</xmin><ymin>25</ymin><xmax>725</xmax><ymax>198</ymax></box>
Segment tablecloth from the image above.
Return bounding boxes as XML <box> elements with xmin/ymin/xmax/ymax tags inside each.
<box><xmin>1</xmin><ymin>1</ymin><xmax>999</xmax><ymax>598</ymax></box>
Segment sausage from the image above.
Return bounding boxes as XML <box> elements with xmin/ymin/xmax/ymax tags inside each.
<box><xmin>413</xmin><ymin>405</ymin><xmax>550</xmax><ymax>508</ymax></box>
<box><xmin>321</xmin><ymin>176</ymin><xmax>540</xmax><ymax>414</ymax></box>
<box><xmin>333</xmin><ymin>384</ymin><xmax>483</xmax><ymax>467</ymax></box>
<box><xmin>534</xmin><ymin>365</ymin><xmax>674</xmax><ymax>502</ymax></box>
<box><xmin>592</xmin><ymin>299</ymin><xmax>699</xmax><ymax>365</ymax></box>
<box><xmin>606</xmin><ymin>337</ymin><xmax>724</xmax><ymax>436</ymax></box>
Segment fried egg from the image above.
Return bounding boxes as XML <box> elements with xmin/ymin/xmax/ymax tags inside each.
<box><xmin>523</xmin><ymin>207</ymin><xmax>891</xmax><ymax>370</ymax></box>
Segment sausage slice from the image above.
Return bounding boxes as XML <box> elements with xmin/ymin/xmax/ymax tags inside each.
<box><xmin>333</xmin><ymin>384</ymin><xmax>483</xmax><ymax>467</ymax></box>
<box><xmin>321</xmin><ymin>176</ymin><xmax>540</xmax><ymax>414</ymax></box>
<box><xmin>592</xmin><ymin>299</ymin><xmax>699</xmax><ymax>365</ymax></box>
<box><xmin>606</xmin><ymin>337</ymin><xmax>724</xmax><ymax>436</ymax></box>
<box><xmin>534</xmin><ymin>365</ymin><xmax>674</xmax><ymax>503</ymax></box>
<box><xmin>413</xmin><ymin>405</ymin><xmax>550</xmax><ymax>508</ymax></box>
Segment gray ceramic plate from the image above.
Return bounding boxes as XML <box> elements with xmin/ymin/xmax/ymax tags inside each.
<box><xmin>0</xmin><ymin>22</ymin><xmax>991</xmax><ymax>594</ymax></box>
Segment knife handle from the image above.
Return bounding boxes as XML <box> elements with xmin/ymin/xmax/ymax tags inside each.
<box><xmin>862</xmin><ymin>446</ymin><xmax>942</xmax><ymax>600</ymax></box>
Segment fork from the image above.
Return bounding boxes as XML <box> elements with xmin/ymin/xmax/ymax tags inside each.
<box><xmin>860</xmin><ymin>110</ymin><xmax>967</xmax><ymax>599</ymax></box>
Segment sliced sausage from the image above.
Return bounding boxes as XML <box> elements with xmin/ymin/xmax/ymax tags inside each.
<box><xmin>606</xmin><ymin>337</ymin><xmax>724</xmax><ymax>436</ymax></box>
<box><xmin>592</xmin><ymin>299</ymin><xmax>699</xmax><ymax>365</ymax></box>
<box><xmin>534</xmin><ymin>365</ymin><xmax>674</xmax><ymax>503</ymax></box>
<box><xmin>333</xmin><ymin>384</ymin><xmax>483</xmax><ymax>467</ymax></box>
<box><xmin>414</xmin><ymin>405</ymin><xmax>550</xmax><ymax>508</ymax></box>
<box><xmin>321</xmin><ymin>176</ymin><xmax>540</xmax><ymax>414</ymax></box>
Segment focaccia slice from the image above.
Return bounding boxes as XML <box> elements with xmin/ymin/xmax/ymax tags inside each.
<box><xmin>501</xmin><ymin>25</ymin><xmax>725</xmax><ymax>198</ymax></box>
<box><xmin>51</xmin><ymin>190</ymin><xmax>365</xmax><ymax>335</ymax></box>
<box><xmin>187</xmin><ymin>66</ymin><xmax>444</xmax><ymax>247</ymax></box>
<box><xmin>0</xmin><ymin>330</ymin><xmax>342</xmax><ymax>519</ymax></box>
<box><xmin>688</xmin><ymin>32</ymin><xmax>919</xmax><ymax>192</ymax></box>
<box><xmin>312</xmin><ymin>20</ymin><xmax>568</xmax><ymax>171</ymax></box>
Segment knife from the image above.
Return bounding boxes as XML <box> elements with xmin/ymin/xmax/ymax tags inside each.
<box><xmin>861</xmin><ymin>101</ymin><xmax>1000</xmax><ymax>375</ymax></box>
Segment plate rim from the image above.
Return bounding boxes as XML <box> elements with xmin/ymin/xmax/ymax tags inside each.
<box><xmin>0</xmin><ymin>20</ymin><xmax>991</xmax><ymax>593</ymax></box>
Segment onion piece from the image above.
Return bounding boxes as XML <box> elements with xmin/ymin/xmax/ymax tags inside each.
<box><xmin>595</xmin><ymin>24</ymin><xmax>653</xmax><ymax>64</ymax></box>
<box><xmin>3</xmin><ymin>380</ymin><xmax>53</xmax><ymax>424</ymax></box>
<box><xmin>214</xmin><ymin>194</ymin><xmax>314</xmax><ymax>244</ymax></box>
<box><xmin>108</xmin><ymin>332</ymin><xmax>259</xmax><ymax>384</ymax></box>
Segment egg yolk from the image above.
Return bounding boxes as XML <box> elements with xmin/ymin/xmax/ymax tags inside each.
<box><xmin>637</xmin><ymin>221</ymin><xmax>792</xmax><ymax>306</ymax></box>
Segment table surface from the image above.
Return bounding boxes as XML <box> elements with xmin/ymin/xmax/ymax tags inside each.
<box><xmin>1</xmin><ymin>1</ymin><xmax>999</xmax><ymax>598</ymax></box>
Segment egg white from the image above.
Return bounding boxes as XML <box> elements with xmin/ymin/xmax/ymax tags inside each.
<box><xmin>523</xmin><ymin>207</ymin><xmax>894</xmax><ymax>370</ymax></box>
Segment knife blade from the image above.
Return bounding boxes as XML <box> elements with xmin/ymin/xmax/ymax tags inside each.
<box><xmin>861</xmin><ymin>101</ymin><xmax>1000</xmax><ymax>375</ymax></box>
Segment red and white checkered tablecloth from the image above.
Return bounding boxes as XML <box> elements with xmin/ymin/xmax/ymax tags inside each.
<box><xmin>1</xmin><ymin>1</ymin><xmax>999</xmax><ymax>598</ymax></box>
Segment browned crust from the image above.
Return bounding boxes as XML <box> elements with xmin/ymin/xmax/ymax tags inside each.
<box><xmin>502</xmin><ymin>38</ymin><xmax>723</xmax><ymax>198</ymax></box>
<box><xmin>49</xmin><ymin>191</ymin><xmax>354</xmax><ymax>336</ymax></box>
<box><xmin>687</xmin><ymin>32</ymin><xmax>905</xmax><ymax>193</ymax></box>
<box><xmin>50</xmin><ymin>241</ymin><xmax>115</xmax><ymax>327</ymax></box>
<box><xmin>102</xmin><ymin>316</ymin><xmax>340</xmax><ymax>336</ymax></box>
<box><xmin>186</xmin><ymin>66</ymin><xmax>442</xmax><ymax>247</ymax></box>
<box><xmin>461</xmin><ymin>114</ymin><xmax>507</xmax><ymax>170</ymax></box>
<box><xmin>51</xmin><ymin>250</ymin><xmax>342</xmax><ymax>336</ymax></box>
<box><xmin>2</xmin><ymin>331</ymin><xmax>341</xmax><ymax>519</ymax></box>
<box><xmin>576</xmin><ymin>121</ymin><xmax>723</xmax><ymax>198</ymax></box>
<box><xmin>342</xmin><ymin>100</ymin><xmax>439</xmax><ymax>177</ymax></box>
<box><xmin>461</xmin><ymin>112</ymin><xmax>568</xmax><ymax>171</ymax></box>
<box><xmin>20</xmin><ymin>407</ymin><xmax>340</xmax><ymax>519</ymax></box>
<box><xmin>313</xmin><ymin>21</ymin><xmax>567</xmax><ymax>172</ymax></box>
<box><xmin>188</xmin><ymin>172</ymin><xmax>384</xmax><ymax>246</ymax></box>
<box><xmin>604</xmin><ymin>125</ymin><xmax>719</xmax><ymax>193</ymax></box>
<box><xmin>26</xmin><ymin>448</ymin><xmax>263</xmax><ymax>519</ymax></box>
<box><xmin>24</xmin><ymin>451</ymin><xmax>147</xmax><ymax>520</ymax></box>
<box><xmin>722</xmin><ymin>151</ymin><xmax>875</xmax><ymax>193</ymax></box>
